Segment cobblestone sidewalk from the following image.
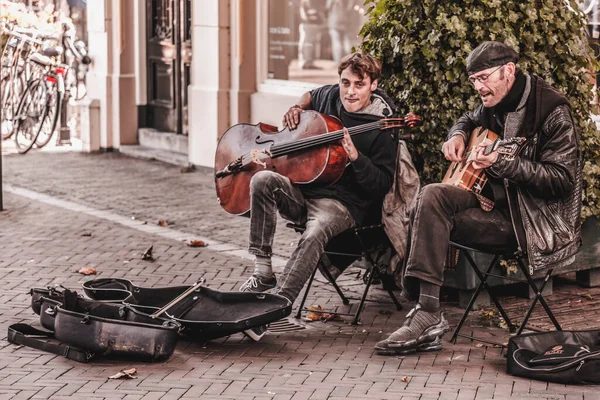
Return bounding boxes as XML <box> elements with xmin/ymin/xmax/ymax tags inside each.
<box><xmin>0</xmin><ymin>151</ymin><xmax>598</xmax><ymax>399</ymax></box>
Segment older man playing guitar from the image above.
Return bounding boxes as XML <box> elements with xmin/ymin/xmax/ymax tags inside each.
<box><xmin>376</xmin><ymin>41</ymin><xmax>582</xmax><ymax>355</ymax></box>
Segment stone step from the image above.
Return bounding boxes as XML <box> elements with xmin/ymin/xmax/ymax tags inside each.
<box><xmin>119</xmin><ymin>145</ymin><xmax>189</xmax><ymax>167</ymax></box>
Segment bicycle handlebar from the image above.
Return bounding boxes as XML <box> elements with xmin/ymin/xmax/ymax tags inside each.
<box><xmin>1</xmin><ymin>28</ymin><xmax>45</xmax><ymax>45</ymax></box>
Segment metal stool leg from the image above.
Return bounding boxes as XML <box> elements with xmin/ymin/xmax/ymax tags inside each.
<box><xmin>352</xmin><ymin>262</ymin><xmax>376</xmax><ymax>325</ymax></box>
<box><xmin>319</xmin><ymin>263</ymin><xmax>350</xmax><ymax>305</ymax></box>
<box><xmin>295</xmin><ymin>265</ymin><xmax>319</xmax><ymax>319</ymax></box>
<box><xmin>452</xmin><ymin>253</ymin><xmax>502</xmax><ymax>343</ymax></box>
<box><xmin>515</xmin><ymin>261</ymin><xmax>561</xmax><ymax>334</ymax></box>
<box><xmin>451</xmin><ymin>248</ymin><xmax>519</xmax><ymax>345</ymax></box>
<box><xmin>462</xmin><ymin>250</ymin><xmax>517</xmax><ymax>334</ymax></box>
<box><xmin>386</xmin><ymin>288</ymin><xmax>403</xmax><ymax>311</ymax></box>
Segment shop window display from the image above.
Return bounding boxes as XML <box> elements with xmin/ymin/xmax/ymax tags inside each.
<box><xmin>268</xmin><ymin>0</ymin><xmax>367</xmax><ymax>84</ymax></box>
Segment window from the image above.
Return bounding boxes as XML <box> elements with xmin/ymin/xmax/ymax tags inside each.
<box><xmin>267</xmin><ymin>0</ymin><xmax>367</xmax><ymax>84</ymax></box>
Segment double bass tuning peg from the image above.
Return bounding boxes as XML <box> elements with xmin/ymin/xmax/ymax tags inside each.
<box><xmin>404</xmin><ymin>113</ymin><xmax>422</xmax><ymax>129</ymax></box>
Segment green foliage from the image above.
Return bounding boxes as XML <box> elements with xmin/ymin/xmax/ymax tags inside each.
<box><xmin>361</xmin><ymin>0</ymin><xmax>600</xmax><ymax>219</ymax></box>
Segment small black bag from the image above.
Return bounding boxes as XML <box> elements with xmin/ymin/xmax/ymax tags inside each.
<box><xmin>507</xmin><ymin>330</ymin><xmax>600</xmax><ymax>384</ymax></box>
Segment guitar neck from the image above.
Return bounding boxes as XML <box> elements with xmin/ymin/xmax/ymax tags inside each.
<box><xmin>270</xmin><ymin>121</ymin><xmax>383</xmax><ymax>158</ymax></box>
<box><xmin>482</xmin><ymin>137</ymin><xmax>526</xmax><ymax>158</ymax></box>
<box><xmin>483</xmin><ymin>140</ymin><xmax>498</xmax><ymax>156</ymax></box>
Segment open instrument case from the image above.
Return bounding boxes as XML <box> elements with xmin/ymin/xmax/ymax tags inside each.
<box><xmin>9</xmin><ymin>279</ymin><xmax>292</xmax><ymax>362</ymax></box>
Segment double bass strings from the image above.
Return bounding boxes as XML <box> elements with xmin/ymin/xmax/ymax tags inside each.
<box><xmin>235</xmin><ymin>121</ymin><xmax>384</xmax><ymax>169</ymax></box>
<box><xmin>269</xmin><ymin>121</ymin><xmax>382</xmax><ymax>157</ymax></box>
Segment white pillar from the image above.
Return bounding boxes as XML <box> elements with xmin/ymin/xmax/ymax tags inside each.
<box><xmin>188</xmin><ymin>0</ymin><xmax>231</xmax><ymax>167</ymax></box>
<box><xmin>84</xmin><ymin>0</ymin><xmax>110</xmax><ymax>149</ymax></box>
<box><xmin>229</xmin><ymin>0</ymin><xmax>257</xmax><ymax>126</ymax></box>
<box><xmin>84</xmin><ymin>0</ymin><xmax>137</xmax><ymax>150</ymax></box>
<box><xmin>133</xmin><ymin>0</ymin><xmax>147</xmax><ymax>107</ymax></box>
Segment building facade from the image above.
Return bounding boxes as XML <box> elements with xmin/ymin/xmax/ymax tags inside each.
<box><xmin>82</xmin><ymin>0</ymin><xmax>367</xmax><ymax>168</ymax></box>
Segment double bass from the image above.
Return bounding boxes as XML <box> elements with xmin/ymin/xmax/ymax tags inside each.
<box><xmin>214</xmin><ymin>110</ymin><xmax>420</xmax><ymax>215</ymax></box>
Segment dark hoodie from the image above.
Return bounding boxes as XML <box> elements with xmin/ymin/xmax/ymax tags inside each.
<box><xmin>301</xmin><ymin>84</ymin><xmax>398</xmax><ymax>225</ymax></box>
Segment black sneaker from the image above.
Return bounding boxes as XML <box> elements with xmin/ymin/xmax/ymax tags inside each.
<box><xmin>242</xmin><ymin>324</ymin><xmax>269</xmax><ymax>341</ymax></box>
<box><xmin>239</xmin><ymin>275</ymin><xmax>277</xmax><ymax>293</ymax></box>
<box><xmin>374</xmin><ymin>305</ymin><xmax>450</xmax><ymax>355</ymax></box>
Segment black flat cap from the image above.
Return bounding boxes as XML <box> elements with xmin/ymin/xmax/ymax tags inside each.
<box><xmin>466</xmin><ymin>41</ymin><xmax>519</xmax><ymax>75</ymax></box>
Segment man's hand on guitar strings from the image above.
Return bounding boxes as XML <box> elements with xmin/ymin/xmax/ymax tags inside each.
<box><xmin>472</xmin><ymin>142</ymin><xmax>499</xmax><ymax>170</ymax></box>
<box><xmin>342</xmin><ymin>128</ymin><xmax>359</xmax><ymax>162</ymax></box>
<box><xmin>442</xmin><ymin>135</ymin><xmax>465</xmax><ymax>163</ymax></box>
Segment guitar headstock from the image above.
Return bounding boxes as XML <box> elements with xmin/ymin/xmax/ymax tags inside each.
<box><xmin>380</xmin><ymin>113</ymin><xmax>422</xmax><ymax>130</ymax></box>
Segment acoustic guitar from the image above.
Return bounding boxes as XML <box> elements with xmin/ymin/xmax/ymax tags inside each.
<box><xmin>442</xmin><ymin>127</ymin><xmax>526</xmax><ymax>210</ymax></box>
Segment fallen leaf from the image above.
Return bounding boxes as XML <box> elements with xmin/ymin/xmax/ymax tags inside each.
<box><xmin>475</xmin><ymin>343</ymin><xmax>485</xmax><ymax>348</ymax></box>
<box><xmin>181</xmin><ymin>164</ymin><xmax>196</xmax><ymax>173</ymax></box>
<box><xmin>303</xmin><ymin>305</ymin><xmax>343</xmax><ymax>322</ymax></box>
<box><xmin>497</xmin><ymin>318</ymin><xmax>508</xmax><ymax>330</ymax></box>
<box><xmin>188</xmin><ymin>240</ymin><xmax>208</xmax><ymax>248</ymax></box>
<box><xmin>304</xmin><ymin>305</ymin><xmax>323</xmax><ymax>322</ymax></box>
<box><xmin>142</xmin><ymin>245</ymin><xmax>154</xmax><ymax>261</ymax></box>
<box><xmin>109</xmin><ymin>368</ymin><xmax>137</xmax><ymax>379</ymax></box>
<box><xmin>321</xmin><ymin>312</ymin><xmax>342</xmax><ymax>322</ymax></box>
<box><xmin>78</xmin><ymin>266</ymin><xmax>97</xmax><ymax>275</ymax></box>
<box><xmin>581</xmin><ymin>294</ymin><xmax>594</xmax><ymax>301</ymax></box>
<box><xmin>80</xmin><ymin>232</ymin><xmax>92</xmax><ymax>237</ymax></box>
<box><xmin>402</xmin><ymin>376</ymin><xmax>409</xmax><ymax>382</ymax></box>
<box><xmin>158</xmin><ymin>220</ymin><xmax>168</xmax><ymax>227</ymax></box>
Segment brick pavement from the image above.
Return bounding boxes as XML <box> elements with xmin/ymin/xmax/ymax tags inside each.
<box><xmin>0</xmin><ymin>150</ymin><xmax>599</xmax><ymax>399</ymax></box>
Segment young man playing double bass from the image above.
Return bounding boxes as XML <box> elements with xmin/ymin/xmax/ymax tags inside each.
<box><xmin>375</xmin><ymin>41</ymin><xmax>582</xmax><ymax>355</ymax></box>
<box><xmin>239</xmin><ymin>53</ymin><xmax>398</xmax><ymax>340</ymax></box>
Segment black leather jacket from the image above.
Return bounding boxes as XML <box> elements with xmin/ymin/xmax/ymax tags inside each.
<box><xmin>447</xmin><ymin>74</ymin><xmax>582</xmax><ymax>272</ymax></box>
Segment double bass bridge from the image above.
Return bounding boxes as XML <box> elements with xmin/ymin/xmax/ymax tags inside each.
<box><xmin>249</xmin><ymin>148</ymin><xmax>272</xmax><ymax>169</ymax></box>
<box><xmin>215</xmin><ymin>149</ymin><xmax>273</xmax><ymax>178</ymax></box>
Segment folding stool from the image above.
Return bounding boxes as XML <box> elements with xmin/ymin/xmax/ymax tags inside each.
<box><xmin>288</xmin><ymin>222</ymin><xmax>403</xmax><ymax>325</ymax></box>
<box><xmin>449</xmin><ymin>241</ymin><xmax>562</xmax><ymax>347</ymax></box>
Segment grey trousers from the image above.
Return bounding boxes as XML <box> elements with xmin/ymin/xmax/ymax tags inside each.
<box><xmin>248</xmin><ymin>171</ymin><xmax>355</xmax><ymax>302</ymax></box>
<box><xmin>403</xmin><ymin>183</ymin><xmax>518</xmax><ymax>298</ymax></box>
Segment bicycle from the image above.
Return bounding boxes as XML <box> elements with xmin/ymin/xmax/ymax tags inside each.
<box><xmin>13</xmin><ymin>48</ymin><xmax>67</xmax><ymax>154</ymax></box>
<box><xmin>1</xmin><ymin>25</ymin><xmax>44</xmax><ymax>140</ymax></box>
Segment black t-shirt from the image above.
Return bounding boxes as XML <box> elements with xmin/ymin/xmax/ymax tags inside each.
<box><xmin>301</xmin><ymin>84</ymin><xmax>397</xmax><ymax>225</ymax></box>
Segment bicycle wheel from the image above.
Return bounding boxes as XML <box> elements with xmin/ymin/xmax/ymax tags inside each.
<box><xmin>1</xmin><ymin>76</ymin><xmax>15</xmax><ymax>140</ymax></box>
<box><xmin>14</xmin><ymin>78</ymin><xmax>48</xmax><ymax>154</ymax></box>
<box><xmin>1</xmin><ymin>72</ymin><xmax>27</xmax><ymax>140</ymax></box>
<box><xmin>34</xmin><ymin>85</ymin><xmax>61</xmax><ymax>148</ymax></box>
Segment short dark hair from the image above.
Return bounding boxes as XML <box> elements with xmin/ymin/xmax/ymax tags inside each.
<box><xmin>338</xmin><ymin>53</ymin><xmax>382</xmax><ymax>83</ymax></box>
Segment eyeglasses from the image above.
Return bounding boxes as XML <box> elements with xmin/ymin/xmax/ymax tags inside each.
<box><xmin>468</xmin><ymin>65</ymin><xmax>505</xmax><ymax>86</ymax></box>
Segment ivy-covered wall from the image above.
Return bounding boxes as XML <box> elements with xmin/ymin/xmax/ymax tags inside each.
<box><xmin>361</xmin><ymin>0</ymin><xmax>600</xmax><ymax>219</ymax></box>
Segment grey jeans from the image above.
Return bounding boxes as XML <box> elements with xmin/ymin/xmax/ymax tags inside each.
<box><xmin>403</xmin><ymin>183</ymin><xmax>518</xmax><ymax>298</ymax></box>
<box><xmin>248</xmin><ymin>171</ymin><xmax>355</xmax><ymax>302</ymax></box>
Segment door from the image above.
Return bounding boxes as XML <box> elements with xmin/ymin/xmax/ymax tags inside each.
<box><xmin>146</xmin><ymin>0</ymin><xmax>191</xmax><ymax>134</ymax></box>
